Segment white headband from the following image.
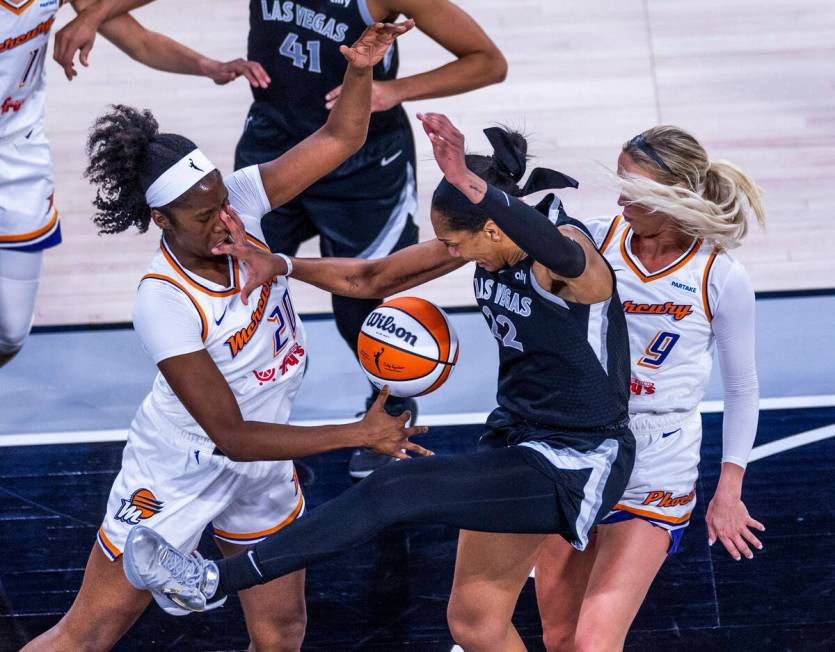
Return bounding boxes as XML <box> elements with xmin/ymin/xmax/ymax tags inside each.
<box><xmin>144</xmin><ymin>148</ymin><xmax>217</xmax><ymax>208</ymax></box>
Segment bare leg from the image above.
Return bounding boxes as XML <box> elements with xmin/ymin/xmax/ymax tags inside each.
<box><xmin>215</xmin><ymin>538</ymin><xmax>307</xmax><ymax>652</ymax></box>
<box><xmin>574</xmin><ymin>520</ymin><xmax>669</xmax><ymax>652</ymax></box>
<box><xmin>22</xmin><ymin>544</ymin><xmax>151</xmax><ymax>651</ymax></box>
<box><xmin>534</xmin><ymin>532</ymin><xmax>599</xmax><ymax>651</ymax></box>
<box><xmin>447</xmin><ymin>530</ymin><xmax>546</xmax><ymax>652</ymax></box>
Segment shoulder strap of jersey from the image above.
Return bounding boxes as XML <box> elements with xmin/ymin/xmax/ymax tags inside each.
<box><xmin>598</xmin><ymin>215</ymin><xmax>623</xmax><ymax>254</ymax></box>
<box><xmin>701</xmin><ymin>246</ymin><xmax>720</xmax><ymax>322</ymax></box>
<box><xmin>140</xmin><ymin>273</ymin><xmax>209</xmax><ymax>342</ymax></box>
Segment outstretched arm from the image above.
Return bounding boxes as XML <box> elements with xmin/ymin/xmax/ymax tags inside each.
<box><xmin>158</xmin><ymin>352</ymin><xmax>428</xmax><ymax>462</ymax></box>
<box><xmin>213</xmin><ymin>210</ymin><xmax>464</xmax><ymax>304</ymax></box>
<box><xmin>256</xmin><ymin>20</ymin><xmax>414</xmax><ymax>209</ymax></box>
<box><xmin>325</xmin><ymin>0</ymin><xmax>506</xmax><ymax>112</ymax></box>
<box><xmin>92</xmin><ymin>12</ymin><xmax>269</xmax><ymax>87</ymax></box>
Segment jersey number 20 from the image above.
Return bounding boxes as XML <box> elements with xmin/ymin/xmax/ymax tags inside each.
<box><xmin>637</xmin><ymin>330</ymin><xmax>680</xmax><ymax>368</ymax></box>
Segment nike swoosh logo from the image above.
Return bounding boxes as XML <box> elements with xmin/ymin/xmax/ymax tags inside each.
<box><xmin>248</xmin><ymin>550</ymin><xmax>263</xmax><ymax>577</ymax></box>
<box><xmin>381</xmin><ymin>150</ymin><xmax>403</xmax><ymax>166</ymax></box>
<box><xmin>662</xmin><ymin>428</ymin><xmax>681</xmax><ymax>438</ymax></box>
<box><xmin>215</xmin><ymin>305</ymin><xmax>229</xmax><ymax>326</ymax></box>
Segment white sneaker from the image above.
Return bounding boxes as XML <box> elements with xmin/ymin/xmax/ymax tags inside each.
<box><xmin>123</xmin><ymin>526</ymin><xmax>226</xmax><ymax>614</ymax></box>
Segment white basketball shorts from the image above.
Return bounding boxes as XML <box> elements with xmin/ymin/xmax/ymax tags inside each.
<box><xmin>599</xmin><ymin>410</ymin><xmax>701</xmax><ymax>553</ymax></box>
<box><xmin>97</xmin><ymin>407</ymin><xmax>304</xmax><ymax>561</ymax></box>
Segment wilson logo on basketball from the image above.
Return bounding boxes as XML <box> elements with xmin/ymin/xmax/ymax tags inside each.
<box><xmin>364</xmin><ymin>312</ymin><xmax>418</xmax><ymax>347</ymax></box>
<box><xmin>622</xmin><ymin>300</ymin><xmax>693</xmax><ymax>321</ymax></box>
<box><xmin>252</xmin><ymin>368</ymin><xmax>276</xmax><ymax>384</ymax></box>
<box><xmin>114</xmin><ymin>488</ymin><xmax>164</xmax><ymax>525</ymax></box>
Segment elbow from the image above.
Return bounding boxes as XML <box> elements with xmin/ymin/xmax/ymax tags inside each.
<box><xmin>323</xmin><ymin>119</ymin><xmax>368</xmax><ymax>158</ymax></box>
<box><xmin>489</xmin><ymin>51</ymin><xmax>509</xmax><ymax>84</ymax></box>
<box><xmin>210</xmin><ymin>430</ymin><xmax>251</xmax><ymax>462</ymax></box>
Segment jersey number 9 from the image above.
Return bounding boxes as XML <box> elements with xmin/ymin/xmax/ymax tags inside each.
<box><xmin>637</xmin><ymin>330</ymin><xmax>680</xmax><ymax>369</ymax></box>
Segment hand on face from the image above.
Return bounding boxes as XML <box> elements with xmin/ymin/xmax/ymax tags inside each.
<box><xmin>213</xmin><ymin>208</ymin><xmax>287</xmax><ymax>305</ymax></box>
<box><xmin>339</xmin><ymin>20</ymin><xmax>415</xmax><ymax>68</ymax></box>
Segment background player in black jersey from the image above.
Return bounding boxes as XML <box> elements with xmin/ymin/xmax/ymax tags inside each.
<box><xmin>123</xmin><ymin>113</ymin><xmax>637</xmax><ymax>651</ymax></box>
<box><xmin>56</xmin><ymin>0</ymin><xmax>508</xmax><ymax>478</ymax></box>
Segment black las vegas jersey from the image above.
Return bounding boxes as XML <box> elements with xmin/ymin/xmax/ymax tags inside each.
<box><xmin>248</xmin><ymin>0</ymin><xmax>406</xmax><ymax>140</ymax></box>
<box><xmin>473</xmin><ymin>214</ymin><xmax>630</xmax><ymax>431</ymax></box>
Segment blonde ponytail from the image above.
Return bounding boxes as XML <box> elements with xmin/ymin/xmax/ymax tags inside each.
<box><xmin>619</xmin><ymin>126</ymin><xmax>764</xmax><ymax>249</ymax></box>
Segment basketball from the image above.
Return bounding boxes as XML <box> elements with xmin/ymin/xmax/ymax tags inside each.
<box><xmin>357</xmin><ymin>297</ymin><xmax>459</xmax><ymax>397</ymax></box>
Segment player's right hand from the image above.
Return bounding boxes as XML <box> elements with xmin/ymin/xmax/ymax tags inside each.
<box><xmin>54</xmin><ymin>9</ymin><xmax>100</xmax><ymax>81</ymax></box>
<box><xmin>360</xmin><ymin>386</ymin><xmax>431</xmax><ymax>459</ymax></box>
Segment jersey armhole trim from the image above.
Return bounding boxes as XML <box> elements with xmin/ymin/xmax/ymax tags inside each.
<box><xmin>140</xmin><ymin>273</ymin><xmax>209</xmax><ymax>342</ymax></box>
<box><xmin>701</xmin><ymin>248</ymin><xmax>720</xmax><ymax>323</ymax></box>
<box><xmin>245</xmin><ymin>232</ymin><xmax>270</xmax><ymax>253</ymax></box>
<box><xmin>598</xmin><ymin>215</ymin><xmax>622</xmax><ymax>253</ymax></box>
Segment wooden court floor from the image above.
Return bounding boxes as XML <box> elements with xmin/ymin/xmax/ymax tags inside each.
<box><xmin>38</xmin><ymin>0</ymin><xmax>835</xmax><ymax>326</ymax></box>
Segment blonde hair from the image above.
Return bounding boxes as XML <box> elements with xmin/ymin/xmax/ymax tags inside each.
<box><xmin>619</xmin><ymin>125</ymin><xmax>765</xmax><ymax>249</ymax></box>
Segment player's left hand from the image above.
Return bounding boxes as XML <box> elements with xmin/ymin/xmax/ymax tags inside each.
<box><xmin>202</xmin><ymin>58</ymin><xmax>271</xmax><ymax>88</ymax></box>
<box><xmin>706</xmin><ymin>493</ymin><xmax>765</xmax><ymax>561</ymax></box>
<box><xmin>339</xmin><ymin>19</ymin><xmax>415</xmax><ymax>69</ymax></box>
<box><xmin>324</xmin><ymin>80</ymin><xmax>400</xmax><ymax>112</ymax></box>
<box><xmin>213</xmin><ymin>207</ymin><xmax>286</xmax><ymax>305</ymax></box>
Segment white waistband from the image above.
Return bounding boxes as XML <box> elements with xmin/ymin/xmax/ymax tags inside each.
<box><xmin>629</xmin><ymin>410</ymin><xmax>700</xmax><ymax>435</ymax></box>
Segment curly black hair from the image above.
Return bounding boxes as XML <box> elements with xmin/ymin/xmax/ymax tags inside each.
<box><xmin>85</xmin><ymin>105</ymin><xmax>199</xmax><ymax>234</ymax></box>
<box><xmin>431</xmin><ymin>127</ymin><xmax>529</xmax><ymax>233</ymax></box>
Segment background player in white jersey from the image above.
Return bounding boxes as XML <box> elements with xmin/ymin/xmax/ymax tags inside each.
<box><xmin>535</xmin><ymin>126</ymin><xmax>767</xmax><ymax>651</ymax></box>
<box><xmin>0</xmin><ymin>0</ymin><xmax>268</xmax><ymax>368</ymax></box>
<box><xmin>22</xmin><ymin>21</ymin><xmax>425</xmax><ymax>652</ymax></box>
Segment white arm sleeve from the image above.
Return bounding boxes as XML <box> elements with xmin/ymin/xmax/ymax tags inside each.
<box><xmin>711</xmin><ymin>261</ymin><xmax>759</xmax><ymax>468</ymax></box>
<box><xmin>224</xmin><ymin>165</ymin><xmax>271</xmax><ymax>221</ymax></box>
<box><xmin>133</xmin><ymin>280</ymin><xmax>205</xmax><ymax>364</ymax></box>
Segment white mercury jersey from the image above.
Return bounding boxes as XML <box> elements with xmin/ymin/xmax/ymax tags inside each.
<box><xmin>0</xmin><ymin>0</ymin><xmax>61</xmax><ymax>140</ymax></box>
<box><xmin>587</xmin><ymin>215</ymin><xmax>739</xmax><ymax>416</ymax></box>
<box><xmin>132</xmin><ymin>166</ymin><xmax>307</xmax><ymax>442</ymax></box>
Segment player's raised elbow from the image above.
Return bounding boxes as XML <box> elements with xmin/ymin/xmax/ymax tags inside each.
<box><xmin>485</xmin><ymin>49</ymin><xmax>508</xmax><ymax>85</ymax></box>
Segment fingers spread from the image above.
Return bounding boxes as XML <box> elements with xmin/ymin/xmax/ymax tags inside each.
<box><xmin>405</xmin><ymin>426</ymin><xmax>429</xmax><ymax>437</ymax></box>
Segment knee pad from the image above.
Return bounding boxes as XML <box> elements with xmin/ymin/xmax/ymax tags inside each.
<box><xmin>0</xmin><ymin>276</ymin><xmax>39</xmax><ymax>353</ymax></box>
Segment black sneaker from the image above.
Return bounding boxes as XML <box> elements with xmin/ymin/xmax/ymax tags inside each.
<box><xmin>348</xmin><ymin>396</ymin><xmax>418</xmax><ymax>480</ymax></box>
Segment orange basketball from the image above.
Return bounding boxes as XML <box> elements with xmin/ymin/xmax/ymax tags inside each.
<box><xmin>358</xmin><ymin>297</ymin><xmax>459</xmax><ymax>397</ymax></box>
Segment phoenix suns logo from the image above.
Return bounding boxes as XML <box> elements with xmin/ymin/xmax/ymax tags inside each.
<box><xmin>114</xmin><ymin>488</ymin><xmax>164</xmax><ymax>524</ymax></box>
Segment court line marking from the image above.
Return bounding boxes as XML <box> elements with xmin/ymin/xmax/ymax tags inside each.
<box><xmin>748</xmin><ymin>423</ymin><xmax>835</xmax><ymax>462</ymax></box>
<box><xmin>2</xmin><ymin>394</ymin><xmax>835</xmax><ymax>448</ymax></box>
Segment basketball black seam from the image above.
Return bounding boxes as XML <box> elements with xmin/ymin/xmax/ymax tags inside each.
<box><xmin>384</xmin><ymin>304</ymin><xmax>446</xmax><ymax>360</ymax></box>
<box><xmin>359</xmin><ymin>331</ymin><xmax>456</xmax><ymax>367</ymax></box>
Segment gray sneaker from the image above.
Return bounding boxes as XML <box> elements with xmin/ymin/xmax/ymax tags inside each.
<box><xmin>348</xmin><ymin>397</ymin><xmax>417</xmax><ymax>479</ymax></box>
<box><xmin>123</xmin><ymin>525</ymin><xmax>226</xmax><ymax>614</ymax></box>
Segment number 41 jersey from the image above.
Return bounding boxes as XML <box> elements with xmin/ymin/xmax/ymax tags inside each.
<box><xmin>473</xmin><ymin>212</ymin><xmax>631</xmax><ymax>431</ymax></box>
<box><xmin>248</xmin><ymin>0</ymin><xmax>403</xmax><ymax>140</ymax></box>
<box><xmin>590</xmin><ymin>215</ymin><xmax>737</xmax><ymax>415</ymax></box>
